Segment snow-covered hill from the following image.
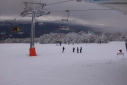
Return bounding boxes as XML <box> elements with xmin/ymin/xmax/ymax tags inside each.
<box><xmin>0</xmin><ymin>41</ymin><xmax>127</xmax><ymax>85</ymax></box>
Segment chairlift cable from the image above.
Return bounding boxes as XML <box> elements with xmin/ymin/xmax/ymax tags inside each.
<box><xmin>50</xmin><ymin>9</ymin><xmax>113</xmax><ymax>12</ymax></box>
<box><xmin>46</xmin><ymin>0</ymin><xmax>74</xmax><ymax>6</ymax></box>
<box><xmin>69</xmin><ymin>9</ymin><xmax>113</xmax><ymax>11</ymax></box>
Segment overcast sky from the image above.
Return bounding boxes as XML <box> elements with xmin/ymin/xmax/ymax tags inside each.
<box><xmin>0</xmin><ymin>0</ymin><xmax>127</xmax><ymax>31</ymax></box>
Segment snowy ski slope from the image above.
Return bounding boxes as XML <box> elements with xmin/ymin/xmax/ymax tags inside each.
<box><xmin>0</xmin><ymin>41</ymin><xmax>127</xmax><ymax>85</ymax></box>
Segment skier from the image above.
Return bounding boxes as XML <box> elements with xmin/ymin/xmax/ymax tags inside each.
<box><xmin>119</xmin><ymin>49</ymin><xmax>122</xmax><ymax>53</ymax></box>
<box><xmin>80</xmin><ymin>47</ymin><xmax>82</xmax><ymax>53</ymax></box>
<box><xmin>77</xmin><ymin>47</ymin><xmax>79</xmax><ymax>53</ymax></box>
<box><xmin>125</xmin><ymin>39</ymin><xmax>127</xmax><ymax>51</ymax></box>
<box><xmin>62</xmin><ymin>47</ymin><xmax>65</xmax><ymax>53</ymax></box>
<box><xmin>73</xmin><ymin>47</ymin><xmax>75</xmax><ymax>52</ymax></box>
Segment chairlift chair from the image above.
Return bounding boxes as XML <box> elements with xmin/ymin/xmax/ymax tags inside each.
<box><xmin>59</xmin><ymin>10</ymin><xmax>71</xmax><ymax>31</ymax></box>
<box><xmin>17</xmin><ymin>27</ymin><xmax>24</xmax><ymax>34</ymax></box>
<box><xmin>59</xmin><ymin>19</ymin><xmax>71</xmax><ymax>31</ymax></box>
<box><xmin>59</xmin><ymin>26</ymin><xmax>70</xmax><ymax>30</ymax></box>
<box><xmin>12</xmin><ymin>27</ymin><xmax>24</xmax><ymax>34</ymax></box>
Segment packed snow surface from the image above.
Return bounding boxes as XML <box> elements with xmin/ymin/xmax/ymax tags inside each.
<box><xmin>0</xmin><ymin>41</ymin><xmax>127</xmax><ymax>85</ymax></box>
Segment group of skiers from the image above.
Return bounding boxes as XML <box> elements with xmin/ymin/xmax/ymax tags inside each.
<box><xmin>73</xmin><ymin>47</ymin><xmax>82</xmax><ymax>53</ymax></box>
<box><xmin>62</xmin><ymin>47</ymin><xmax>82</xmax><ymax>53</ymax></box>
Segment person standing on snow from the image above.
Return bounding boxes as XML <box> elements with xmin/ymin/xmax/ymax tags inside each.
<box><xmin>80</xmin><ymin>47</ymin><xmax>82</xmax><ymax>53</ymax></box>
<box><xmin>77</xmin><ymin>47</ymin><xmax>79</xmax><ymax>53</ymax></box>
<box><xmin>119</xmin><ymin>49</ymin><xmax>122</xmax><ymax>53</ymax></box>
<box><xmin>73</xmin><ymin>47</ymin><xmax>75</xmax><ymax>52</ymax></box>
<box><xmin>62</xmin><ymin>47</ymin><xmax>65</xmax><ymax>53</ymax></box>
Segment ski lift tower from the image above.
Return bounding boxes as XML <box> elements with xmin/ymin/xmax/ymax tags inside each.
<box><xmin>20</xmin><ymin>2</ymin><xmax>50</xmax><ymax>56</ymax></box>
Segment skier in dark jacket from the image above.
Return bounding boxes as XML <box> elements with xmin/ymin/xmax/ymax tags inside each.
<box><xmin>80</xmin><ymin>47</ymin><xmax>82</xmax><ymax>53</ymax></box>
<box><xmin>73</xmin><ymin>47</ymin><xmax>75</xmax><ymax>52</ymax></box>
<box><xmin>62</xmin><ymin>47</ymin><xmax>65</xmax><ymax>53</ymax></box>
<box><xmin>125</xmin><ymin>41</ymin><xmax>127</xmax><ymax>51</ymax></box>
<box><xmin>77</xmin><ymin>47</ymin><xmax>79</xmax><ymax>53</ymax></box>
<box><xmin>119</xmin><ymin>49</ymin><xmax>122</xmax><ymax>53</ymax></box>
